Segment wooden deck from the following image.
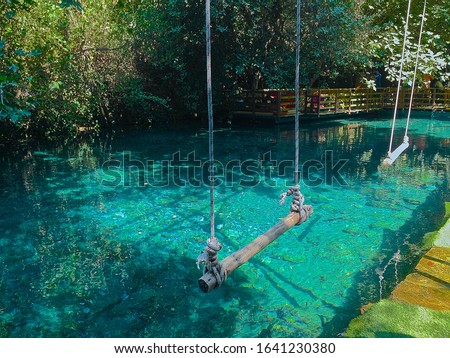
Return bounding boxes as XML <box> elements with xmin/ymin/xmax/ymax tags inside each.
<box><xmin>391</xmin><ymin>246</ymin><xmax>450</xmax><ymax>311</ymax></box>
<box><xmin>232</xmin><ymin>87</ymin><xmax>450</xmax><ymax>123</ymax></box>
<box><xmin>390</xmin><ymin>208</ymin><xmax>450</xmax><ymax>312</ymax></box>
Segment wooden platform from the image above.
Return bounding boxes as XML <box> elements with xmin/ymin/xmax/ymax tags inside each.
<box><xmin>231</xmin><ymin>87</ymin><xmax>450</xmax><ymax>124</ymax></box>
<box><xmin>232</xmin><ymin>109</ymin><xmax>378</xmax><ymax>125</ymax></box>
<box><xmin>391</xmin><ymin>246</ymin><xmax>450</xmax><ymax>311</ymax></box>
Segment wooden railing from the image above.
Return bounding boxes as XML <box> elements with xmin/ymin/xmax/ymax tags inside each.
<box><xmin>232</xmin><ymin>87</ymin><xmax>450</xmax><ymax>121</ymax></box>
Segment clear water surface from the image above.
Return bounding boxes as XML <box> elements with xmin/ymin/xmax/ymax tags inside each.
<box><xmin>0</xmin><ymin>114</ymin><xmax>449</xmax><ymax>337</ymax></box>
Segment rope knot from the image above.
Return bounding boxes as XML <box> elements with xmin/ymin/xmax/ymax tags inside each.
<box><xmin>196</xmin><ymin>236</ymin><xmax>227</xmax><ymax>287</ymax></box>
<box><xmin>280</xmin><ymin>185</ymin><xmax>304</xmax><ymax>213</ymax></box>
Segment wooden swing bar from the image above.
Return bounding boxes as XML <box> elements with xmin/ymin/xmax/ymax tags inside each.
<box><xmin>198</xmin><ymin>205</ymin><xmax>313</xmax><ymax>293</ymax></box>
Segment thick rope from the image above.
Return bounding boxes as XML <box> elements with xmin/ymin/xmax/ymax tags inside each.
<box><xmin>280</xmin><ymin>0</ymin><xmax>305</xmax><ymax>215</ymax></box>
<box><xmin>280</xmin><ymin>185</ymin><xmax>304</xmax><ymax>213</ymax></box>
<box><xmin>388</xmin><ymin>0</ymin><xmax>412</xmax><ymax>154</ymax></box>
<box><xmin>196</xmin><ymin>237</ymin><xmax>227</xmax><ymax>286</ymax></box>
<box><xmin>196</xmin><ymin>0</ymin><xmax>224</xmax><ymax>286</ymax></box>
<box><xmin>294</xmin><ymin>0</ymin><xmax>301</xmax><ymax>187</ymax></box>
<box><xmin>206</xmin><ymin>0</ymin><xmax>215</xmax><ymax>241</ymax></box>
<box><xmin>405</xmin><ymin>0</ymin><xmax>427</xmax><ymax>139</ymax></box>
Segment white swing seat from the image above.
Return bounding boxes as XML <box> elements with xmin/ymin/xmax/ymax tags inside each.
<box><xmin>382</xmin><ymin>140</ymin><xmax>409</xmax><ymax>166</ymax></box>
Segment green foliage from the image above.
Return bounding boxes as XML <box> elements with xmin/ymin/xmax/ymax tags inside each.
<box><xmin>422</xmin><ymin>202</ymin><xmax>450</xmax><ymax>249</ymax></box>
<box><xmin>371</xmin><ymin>16</ymin><xmax>450</xmax><ymax>86</ymax></box>
<box><xmin>1</xmin><ymin>0</ymin><xmax>449</xmax><ymax>144</ymax></box>
<box><xmin>363</xmin><ymin>0</ymin><xmax>450</xmax><ymax>85</ymax></box>
<box><xmin>0</xmin><ymin>0</ymin><xmax>37</xmax><ymax>125</ymax></box>
<box><xmin>131</xmin><ymin>0</ymin><xmax>370</xmax><ymax>116</ymax></box>
<box><xmin>1</xmin><ymin>0</ymin><xmax>170</xmax><ymax>141</ymax></box>
<box><xmin>301</xmin><ymin>0</ymin><xmax>371</xmax><ymax>87</ymax></box>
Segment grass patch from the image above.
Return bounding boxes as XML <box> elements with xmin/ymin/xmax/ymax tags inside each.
<box><xmin>422</xmin><ymin>231</ymin><xmax>439</xmax><ymax>250</ymax></box>
<box><xmin>422</xmin><ymin>202</ymin><xmax>450</xmax><ymax>249</ymax></box>
<box><xmin>345</xmin><ymin>300</ymin><xmax>450</xmax><ymax>338</ymax></box>
<box><xmin>443</xmin><ymin>202</ymin><xmax>450</xmax><ymax>224</ymax></box>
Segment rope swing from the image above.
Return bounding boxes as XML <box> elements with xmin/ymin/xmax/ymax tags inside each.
<box><xmin>280</xmin><ymin>0</ymin><xmax>307</xmax><ymax>218</ymax></box>
<box><xmin>196</xmin><ymin>0</ymin><xmax>227</xmax><ymax>289</ymax></box>
<box><xmin>196</xmin><ymin>0</ymin><xmax>312</xmax><ymax>293</ymax></box>
<box><xmin>405</xmin><ymin>0</ymin><xmax>427</xmax><ymax>137</ymax></box>
<box><xmin>383</xmin><ymin>0</ymin><xmax>427</xmax><ymax>166</ymax></box>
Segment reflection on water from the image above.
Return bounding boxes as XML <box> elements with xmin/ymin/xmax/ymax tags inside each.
<box><xmin>0</xmin><ymin>116</ymin><xmax>449</xmax><ymax>337</ymax></box>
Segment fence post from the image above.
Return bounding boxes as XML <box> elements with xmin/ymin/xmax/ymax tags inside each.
<box><xmin>401</xmin><ymin>88</ymin><xmax>406</xmax><ymax>110</ymax></box>
<box><xmin>317</xmin><ymin>89</ymin><xmax>321</xmax><ymax>118</ymax></box>
<box><xmin>348</xmin><ymin>88</ymin><xmax>352</xmax><ymax>114</ymax></box>
<box><xmin>366</xmin><ymin>89</ymin><xmax>369</xmax><ymax>112</ymax></box>
<box><xmin>276</xmin><ymin>90</ymin><xmax>282</xmax><ymax>119</ymax></box>
<box><xmin>251</xmin><ymin>89</ymin><xmax>256</xmax><ymax>122</ymax></box>
<box><xmin>304</xmin><ymin>89</ymin><xmax>308</xmax><ymax>114</ymax></box>
<box><xmin>446</xmin><ymin>89</ymin><xmax>450</xmax><ymax>109</ymax></box>
<box><xmin>334</xmin><ymin>89</ymin><xmax>338</xmax><ymax>114</ymax></box>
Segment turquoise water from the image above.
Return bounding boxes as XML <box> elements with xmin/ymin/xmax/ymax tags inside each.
<box><xmin>0</xmin><ymin>115</ymin><xmax>449</xmax><ymax>337</ymax></box>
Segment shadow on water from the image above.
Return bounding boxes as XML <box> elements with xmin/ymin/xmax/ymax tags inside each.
<box><xmin>72</xmin><ymin>254</ymin><xmax>238</xmax><ymax>337</ymax></box>
<box><xmin>318</xmin><ymin>184</ymin><xmax>448</xmax><ymax>337</ymax></box>
<box><xmin>12</xmin><ymin>251</ymin><xmax>264</xmax><ymax>338</ymax></box>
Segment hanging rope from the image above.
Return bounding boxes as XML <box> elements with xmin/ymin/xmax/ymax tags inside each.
<box><xmin>196</xmin><ymin>0</ymin><xmax>225</xmax><ymax>288</ymax></box>
<box><xmin>280</xmin><ymin>186</ymin><xmax>304</xmax><ymax>212</ymax></box>
<box><xmin>281</xmin><ymin>0</ymin><xmax>304</xmax><ymax>214</ymax></box>
<box><xmin>387</xmin><ymin>0</ymin><xmax>412</xmax><ymax>155</ymax></box>
<box><xmin>205</xmin><ymin>0</ymin><xmax>215</xmax><ymax>244</ymax></box>
<box><xmin>405</xmin><ymin>0</ymin><xmax>427</xmax><ymax>137</ymax></box>
<box><xmin>197</xmin><ymin>0</ymin><xmax>313</xmax><ymax>293</ymax></box>
<box><xmin>294</xmin><ymin>0</ymin><xmax>301</xmax><ymax>188</ymax></box>
<box><xmin>384</xmin><ymin>0</ymin><xmax>427</xmax><ymax>166</ymax></box>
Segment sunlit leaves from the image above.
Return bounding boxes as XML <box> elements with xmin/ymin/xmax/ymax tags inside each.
<box><xmin>372</xmin><ymin>15</ymin><xmax>450</xmax><ymax>85</ymax></box>
<box><xmin>49</xmin><ymin>81</ymin><xmax>63</xmax><ymax>91</ymax></box>
<box><xmin>363</xmin><ymin>0</ymin><xmax>450</xmax><ymax>85</ymax></box>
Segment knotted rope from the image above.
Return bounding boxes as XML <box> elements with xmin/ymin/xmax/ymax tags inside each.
<box><xmin>279</xmin><ymin>1</ymin><xmax>307</xmax><ymax>219</ymax></box>
<box><xmin>196</xmin><ymin>237</ymin><xmax>227</xmax><ymax>287</ymax></box>
<box><xmin>280</xmin><ymin>185</ymin><xmax>304</xmax><ymax>213</ymax></box>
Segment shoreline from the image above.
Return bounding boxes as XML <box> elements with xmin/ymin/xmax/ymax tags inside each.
<box><xmin>345</xmin><ymin>203</ymin><xmax>450</xmax><ymax>337</ymax></box>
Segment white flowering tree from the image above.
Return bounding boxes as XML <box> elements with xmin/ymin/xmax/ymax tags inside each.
<box><xmin>362</xmin><ymin>0</ymin><xmax>450</xmax><ymax>89</ymax></box>
<box><xmin>372</xmin><ymin>15</ymin><xmax>450</xmax><ymax>87</ymax></box>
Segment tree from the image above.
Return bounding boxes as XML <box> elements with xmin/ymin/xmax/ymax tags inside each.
<box><xmin>131</xmin><ymin>0</ymin><xmax>371</xmax><ymax>120</ymax></box>
<box><xmin>372</xmin><ymin>16</ymin><xmax>450</xmax><ymax>86</ymax></box>
<box><xmin>0</xmin><ymin>0</ymin><xmax>37</xmax><ymax>126</ymax></box>
<box><xmin>300</xmin><ymin>0</ymin><xmax>370</xmax><ymax>87</ymax></box>
<box><xmin>1</xmin><ymin>0</ymin><xmax>169</xmax><ymax>141</ymax></box>
<box><xmin>362</xmin><ymin>0</ymin><xmax>450</xmax><ymax>86</ymax></box>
